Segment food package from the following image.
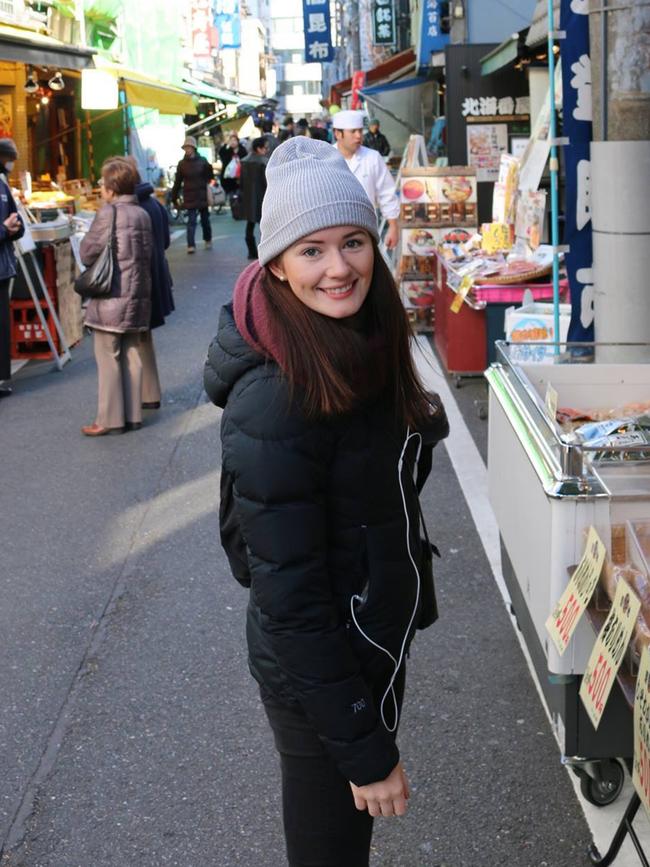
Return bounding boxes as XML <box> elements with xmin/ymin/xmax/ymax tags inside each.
<box><xmin>492</xmin><ymin>182</ymin><xmax>507</xmax><ymax>224</ymax></box>
<box><xmin>497</xmin><ymin>154</ymin><xmax>520</xmax><ymax>224</ymax></box>
<box><xmin>515</xmin><ymin>189</ymin><xmax>546</xmax><ymax>249</ymax></box>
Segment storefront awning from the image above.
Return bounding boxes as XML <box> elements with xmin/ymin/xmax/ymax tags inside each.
<box><xmin>182</xmin><ymin>77</ymin><xmax>239</xmax><ymax>104</ymax></box>
<box><xmin>480</xmin><ymin>31</ymin><xmax>528</xmax><ymax>76</ymax></box>
<box><xmin>0</xmin><ymin>23</ymin><xmax>95</xmax><ymax>69</ymax></box>
<box><xmin>360</xmin><ymin>74</ymin><xmax>429</xmax><ymax>96</ymax></box>
<box><xmin>526</xmin><ymin>0</ymin><xmax>560</xmax><ymax>48</ymax></box>
<box><xmin>330</xmin><ymin>48</ymin><xmax>415</xmax><ymax>103</ymax></box>
<box><xmin>93</xmin><ymin>59</ymin><xmax>195</xmax><ymax>115</ymax></box>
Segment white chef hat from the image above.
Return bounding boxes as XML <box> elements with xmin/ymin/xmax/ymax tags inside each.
<box><xmin>331</xmin><ymin>109</ymin><xmax>367</xmax><ymax>130</ymax></box>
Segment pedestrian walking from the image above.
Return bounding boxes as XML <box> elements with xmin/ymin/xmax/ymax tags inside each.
<box><xmin>171</xmin><ymin>136</ymin><xmax>214</xmax><ymax>254</ymax></box>
<box><xmin>239</xmin><ymin>137</ymin><xmax>268</xmax><ymax>260</ymax></box>
<box><xmin>363</xmin><ymin>118</ymin><xmax>391</xmax><ymax>157</ymax></box>
<box><xmin>204</xmin><ymin>138</ymin><xmax>449</xmax><ymax>867</ymax></box>
<box><xmin>0</xmin><ymin>138</ymin><xmax>24</xmax><ymax>399</ymax></box>
<box><xmin>260</xmin><ymin>119</ymin><xmax>279</xmax><ymax>155</ymax></box>
<box><xmin>332</xmin><ymin>109</ymin><xmax>400</xmax><ymax>250</ymax></box>
<box><xmin>135</xmin><ymin>172</ymin><xmax>175</xmax><ymax>411</ymax></box>
<box><xmin>218</xmin><ymin>133</ymin><xmax>247</xmax><ymax>202</ymax></box>
<box><xmin>80</xmin><ymin>157</ymin><xmax>152</xmax><ymax>436</ymax></box>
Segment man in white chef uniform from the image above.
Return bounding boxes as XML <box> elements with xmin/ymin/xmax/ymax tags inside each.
<box><xmin>332</xmin><ymin>109</ymin><xmax>400</xmax><ymax>250</ymax></box>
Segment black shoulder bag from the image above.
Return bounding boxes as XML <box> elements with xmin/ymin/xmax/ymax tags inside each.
<box><xmin>416</xmin><ymin>497</ymin><xmax>441</xmax><ymax>630</ymax></box>
<box><xmin>74</xmin><ymin>205</ymin><xmax>116</xmax><ymax>299</ymax></box>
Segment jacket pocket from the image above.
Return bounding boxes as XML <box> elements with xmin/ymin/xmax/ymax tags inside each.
<box><xmin>219</xmin><ymin>468</ymin><xmax>251</xmax><ymax>588</ymax></box>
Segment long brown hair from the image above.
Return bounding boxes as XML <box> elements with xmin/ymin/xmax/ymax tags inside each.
<box><xmin>262</xmin><ymin>240</ymin><xmax>432</xmax><ymax>428</ymax></box>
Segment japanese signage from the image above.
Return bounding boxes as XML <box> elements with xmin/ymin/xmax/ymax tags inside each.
<box><xmin>633</xmin><ymin>646</ymin><xmax>650</xmax><ymax>816</ymax></box>
<box><xmin>214</xmin><ymin>0</ymin><xmax>240</xmax><ymax>50</ymax></box>
<box><xmin>192</xmin><ymin>0</ymin><xmax>219</xmax><ymax>68</ymax></box>
<box><xmin>0</xmin><ymin>94</ymin><xmax>12</xmax><ymax>137</ymax></box>
<box><xmin>561</xmin><ymin>0</ymin><xmax>594</xmax><ymax>343</ymax></box>
<box><xmin>580</xmin><ymin>578</ymin><xmax>640</xmax><ymax>730</ymax></box>
<box><xmin>372</xmin><ymin>0</ymin><xmax>396</xmax><ymax>46</ymax></box>
<box><xmin>302</xmin><ymin>0</ymin><xmax>334</xmax><ymax>64</ymax></box>
<box><xmin>545</xmin><ymin>527</ymin><xmax>606</xmax><ymax>656</ymax></box>
<box><xmin>417</xmin><ymin>0</ymin><xmax>448</xmax><ymax>68</ymax></box>
<box><xmin>466</xmin><ymin>124</ymin><xmax>508</xmax><ymax>182</ymax></box>
<box><xmin>461</xmin><ymin>96</ymin><xmax>530</xmax><ymax>120</ymax></box>
<box><xmin>351</xmin><ymin>70</ymin><xmax>366</xmax><ymax>110</ymax></box>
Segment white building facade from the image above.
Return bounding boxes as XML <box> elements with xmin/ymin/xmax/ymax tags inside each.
<box><xmin>268</xmin><ymin>0</ymin><xmax>323</xmax><ymax>118</ymax></box>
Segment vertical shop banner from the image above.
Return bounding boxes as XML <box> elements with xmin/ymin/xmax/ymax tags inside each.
<box><xmin>372</xmin><ymin>0</ymin><xmax>396</xmax><ymax>46</ymax></box>
<box><xmin>214</xmin><ymin>0</ymin><xmax>241</xmax><ymax>49</ymax></box>
<box><xmin>560</xmin><ymin>0</ymin><xmax>593</xmax><ymax>343</ymax></box>
<box><xmin>633</xmin><ymin>646</ymin><xmax>650</xmax><ymax>815</ymax></box>
<box><xmin>302</xmin><ymin>0</ymin><xmax>334</xmax><ymax>64</ymax></box>
<box><xmin>351</xmin><ymin>71</ymin><xmax>366</xmax><ymax>110</ymax></box>
<box><xmin>192</xmin><ymin>0</ymin><xmax>219</xmax><ymax>70</ymax></box>
<box><xmin>417</xmin><ymin>0</ymin><xmax>449</xmax><ymax>69</ymax></box>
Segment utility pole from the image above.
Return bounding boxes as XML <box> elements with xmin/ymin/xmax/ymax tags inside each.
<box><xmin>589</xmin><ymin>0</ymin><xmax>650</xmax><ymax>360</ymax></box>
<box><xmin>345</xmin><ymin>0</ymin><xmax>362</xmax><ymax>73</ymax></box>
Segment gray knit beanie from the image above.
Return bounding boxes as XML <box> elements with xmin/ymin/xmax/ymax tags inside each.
<box><xmin>258</xmin><ymin>137</ymin><xmax>378</xmax><ymax>266</ymax></box>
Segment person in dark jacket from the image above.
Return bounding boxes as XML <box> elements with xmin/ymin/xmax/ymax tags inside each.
<box><xmin>204</xmin><ymin>138</ymin><xmax>448</xmax><ymax>867</ymax></box>
<box><xmin>363</xmin><ymin>118</ymin><xmax>390</xmax><ymax>157</ymax></box>
<box><xmin>80</xmin><ymin>157</ymin><xmax>152</xmax><ymax>436</ymax></box>
<box><xmin>0</xmin><ymin>138</ymin><xmax>24</xmax><ymax>398</ymax></box>
<box><xmin>135</xmin><ymin>175</ymin><xmax>175</xmax><ymax>411</ymax></box>
<box><xmin>218</xmin><ymin>133</ymin><xmax>247</xmax><ymax>200</ymax></box>
<box><xmin>171</xmin><ymin>136</ymin><xmax>214</xmax><ymax>254</ymax></box>
<box><xmin>239</xmin><ymin>137</ymin><xmax>268</xmax><ymax>260</ymax></box>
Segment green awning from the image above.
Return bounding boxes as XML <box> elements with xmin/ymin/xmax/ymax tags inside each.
<box><xmin>481</xmin><ymin>35</ymin><xmax>520</xmax><ymax>76</ymax></box>
<box><xmin>182</xmin><ymin>78</ymin><xmax>239</xmax><ymax>104</ymax></box>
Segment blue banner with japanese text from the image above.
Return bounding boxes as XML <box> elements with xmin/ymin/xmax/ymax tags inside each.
<box><xmin>418</xmin><ymin>0</ymin><xmax>449</xmax><ymax>69</ymax></box>
<box><xmin>214</xmin><ymin>0</ymin><xmax>241</xmax><ymax>50</ymax></box>
<box><xmin>302</xmin><ymin>0</ymin><xmax>334</xmax><ymax>64</ymax></box>
<box><xmin>561</xmin><ymin>0</ymin><xmax>593</xmax><ymax>342</ymax></box>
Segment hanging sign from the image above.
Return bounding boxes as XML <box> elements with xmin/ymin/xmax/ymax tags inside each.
<box><xmin>545</xmin><ymin>526</ymin><xmax>605</xmax><ymax>656</ymax></box>
<box><xmin>302</xmin><ymin>0</ymin><xmax>334</xmax><ymax>64</ymax></box>
<box><xmin>214</xmin><ymin>0</ymin><xmax>241</xmax><ymax>49</ymax></box>
<box><xmin>372</xmin><ymin>0</ymin><xmax>396</xmax><ymax>46</ymax></box>
<box><xmin>560</xmin><ymin>0</ymin><xmax>594</xmax><ymax>343</ymax></box>
<box><xmin>580</xmin><ymin>578</ymin><xmax>640</xmax><ymax>730</ymax></box>
<box><xmin>417</xmin><ymin>0</ymin><xmax>449</xmax><ymax>69</ymax></box>
<box><xmin>634</xmin><ymin>646</ymin><xmax>650</xmax><ymax>816</ymax></box>
<box><xmin>351</xmin><ymin>70</ymin><xmax>366</xmax><ymax>110</ymax></box>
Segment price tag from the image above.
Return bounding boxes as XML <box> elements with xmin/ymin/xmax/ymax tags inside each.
<box><xmin>450</xmin><ymin>276</ymin><xmax>473</xmax><ymax>314</ymax></box>
<box><xmin>633</xmin><ymin>646</ymin><xmax>650</xmax><ymax>816</ymax></box>
<box><xmin>580</xmin><ymin>578</ymin><xmax>640</xmax><ymax>730</ymax></box>
<box><xmin>545</xmin><ymin>382</ymin><xmax>558</xmax><ymax>421</ymax></box>
<box><xmin>546</xmin><ymin>527</ymin><xmax>606</xmax><ymax>656</ymax></box>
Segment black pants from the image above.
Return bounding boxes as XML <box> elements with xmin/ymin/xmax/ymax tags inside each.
<box><xmin>260</xmin><ymin>665</ymin><xmax>405</xmax><ymax>867</ymax></box>
<box><xmin>186</xmin><ymin>207</ymin><xmax>211</xmax><ymax>247</ymax></box>
<box><xmin>245</xmin><ymin>221</ymin><xmax>258</xmax><ymax>258</ymax></box>
<box><xmin>0</xmin><ymin>278</ymin><xmax>11</xmax><ymax>382</ymax></box>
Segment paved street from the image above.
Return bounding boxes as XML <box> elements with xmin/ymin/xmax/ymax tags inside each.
<box><xmin>0</xmin><ymin>211</ymin><xmax>634</xmax><ymax>866</ymax></box>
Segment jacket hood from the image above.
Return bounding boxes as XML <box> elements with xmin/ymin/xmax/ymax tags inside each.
<box><xmin>204</xmin><ymin>303</ymin><xmax>269</xmax><ymax>409</ymax></box>
<box><xmin>135</xmin><ymin>181</ymin><xmax>154</xmax><ymax>201</ymax></box>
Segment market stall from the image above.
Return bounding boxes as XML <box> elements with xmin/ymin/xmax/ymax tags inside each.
<box><xmin>486</xmin><ymin>341</ymin><xmax>650</xmax><ymax>816</ymax></box>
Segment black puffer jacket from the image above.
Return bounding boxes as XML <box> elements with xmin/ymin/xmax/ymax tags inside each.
<box><xmin>205</xmin><ymin>304</ymin><xmax>448</xmax><ymax>786</ymax></box>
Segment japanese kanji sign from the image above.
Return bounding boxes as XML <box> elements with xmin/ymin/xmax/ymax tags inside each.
<box><xmin>545</xmin><ymin>527</ymin><xmax>606</xmax><ymax>656</ymax></box>
<box><xmin>580</xmin><ymin>577</ymin><xmax>640</xmax><ymax>730</ymax></box>
<box><xmin>634</xmin><ymin>646</ymin><xmax>650</xmax><ymax>816</ymax></box>
<box><xmin>303</xmin><ymin>0</ymin><xmax>334</xmax><ymax>64</ymax></box>
<box><xmin>213</xmin><ymin>0</ymin><xmax>240</xmax><ymax>49</ymax></box>
<box><xmin>461</xmin><ymin>95</ymin><xmax>530</xmax><ymax>118</ymax></box>
<box><xmin>417</xmin><ymin>0</ymin><xmax>449</xmax><ymax>68</ymax></box>
<box><xmin>372</xmin><ymin>0</ymin><xmax>396</xmax><ymax>46</ymax></box>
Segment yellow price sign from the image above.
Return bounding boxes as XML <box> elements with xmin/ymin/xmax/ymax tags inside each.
<box><xmin>546</xmin><ymin>527</ymin><xmax>606</xmax><ymax>656</ymax></box>
<box><xmin>633</xmin><ymin>646</ymin><xmax>650</xmax><ymax>816</ymax></box>
<box><xmin>580</xmin><ymin>578</ymin><xmax>640</xmax><ymax>730</ymax></box>
<box><xmin>481</xmin><ymin>222</ymin><xmax>512</xmax><ymax>254</ymax></box>
<box><xmin>450</xmin><ymin>276</ymin><xmax>473</xmax><ymax>314</ymax></box>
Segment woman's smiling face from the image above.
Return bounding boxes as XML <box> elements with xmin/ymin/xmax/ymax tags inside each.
<box><xmin>269</xmin><ymin>226</ymin><xmax>374</xmax><ymax>319</ymax></box>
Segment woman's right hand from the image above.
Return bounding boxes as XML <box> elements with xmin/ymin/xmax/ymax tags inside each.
<box><xmin>349</xmin><ymin>761</ymin><xmax>410</xmax><ymax>817</ymax></box>
<box><xmin>3</xmin><ymin>213</ymin><xmax>20</xmax><ymax>234</ymax></box>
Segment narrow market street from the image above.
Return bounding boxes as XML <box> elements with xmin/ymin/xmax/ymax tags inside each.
<box><xmin>0</xmin><ymin>210</ymin><xmax>643</xmax><ymax>867</ymax></box>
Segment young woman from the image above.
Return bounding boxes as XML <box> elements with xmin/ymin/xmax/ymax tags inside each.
<box><xmin>80</xmin><ymin>157</ymin><xmax>152</xmax><ymax>436</ymax></box>
<box><xmin>204</xmin><ymin>138</ymin><xmax>448</xmax><ymax>867</ymax></box>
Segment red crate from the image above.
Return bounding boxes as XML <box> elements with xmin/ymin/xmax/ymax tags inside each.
<box><xmin>10</xmin><ymin>300</ymin><xmax>59</xmax><ymax>360</ymax></box>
